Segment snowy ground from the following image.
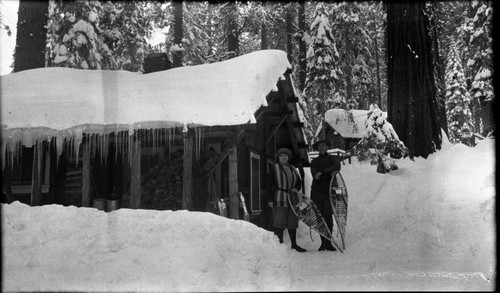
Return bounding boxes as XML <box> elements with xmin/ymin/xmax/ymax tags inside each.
<box><xmin>2</xmin><ymin>137</ymin><xmax>495</xmax><ymax>291</ymax></box>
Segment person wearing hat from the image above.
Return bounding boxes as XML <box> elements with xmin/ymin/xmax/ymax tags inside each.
<box><xmin>266</xmin><ymin>147</ymin><xmax>307</xmax><ymax>252</ymax></box>
<box><xmin>310</xmin><ymin>139</ymin><xmax>341</xmax><ymax>251</ymax></box>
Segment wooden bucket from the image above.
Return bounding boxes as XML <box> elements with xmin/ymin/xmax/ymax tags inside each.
<box><xmin>106</xmin><ymin>199</ymin><xmax>120</xmax><ymax>212</ymax></box>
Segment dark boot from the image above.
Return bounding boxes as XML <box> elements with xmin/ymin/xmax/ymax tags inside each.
<box><xmin>324</xmin><ymin>240</ymin><xmax>337</xmax><ymax>251</ymax></box>
<box><xmin>288</xmin><ymin>229</ymin><xmax>306</xmax><ymax>252</ymax></box>
<box><xmin>274</xmin><ymin>228</ymin><xmax>284</xmax><ymax>244</ymax></box>
<box><xmin>318</xmin><ymin>239</ymin><xmax>327</xmax><ymax>251</ymax></box>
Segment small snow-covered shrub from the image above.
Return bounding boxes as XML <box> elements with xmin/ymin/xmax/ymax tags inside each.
<box><xmin>353</xmin><ymin>104</ymin><xmax>408</xmax><ymax>173</ymax></box>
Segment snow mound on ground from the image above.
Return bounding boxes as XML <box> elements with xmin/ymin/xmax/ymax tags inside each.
<box><xmin>2</xmin><ymin>201</ymin><xmax>291</xmax><ymax>292</ymax></box>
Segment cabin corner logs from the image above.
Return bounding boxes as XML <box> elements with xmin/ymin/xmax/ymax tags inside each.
<box><xmin>1</xmin><ymin>70</ymin><xmax>310</xmax><ymax>230</ymax></box>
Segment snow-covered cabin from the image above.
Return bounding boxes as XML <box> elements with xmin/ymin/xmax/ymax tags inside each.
<box><xmin>1</xmin><ymin>50</ymin><xmax>309</xmax><ymax>229</ymax></box>
<box><xmin>316</xmin><ymin>108</ymin><xmax>388</xmax><ymax>151</ymax></box>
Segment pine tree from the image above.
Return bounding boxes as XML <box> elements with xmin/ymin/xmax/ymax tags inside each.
<box><xmin>445</xmin><ymin>42</ymin><xmax>474</xmax><ymax>146</ymax></box>
<box><xmin>304</xmin><ymin>3</ymin><xmax>342</xmax><ymax>137</ymax></box>
<box><xmin>46</xmin><ymin>1</ymin><xmax>160</xmax><ymax>71</ymax></box>
<box><xmin>46</xmin><ymin>1</ymin><xmax>113</xmax><ymax>70</ymax></box>
<box><xmin>466</xmin><ymin>1</ymin><xmax>493</xmax><ymax>136</ymax></box>
<box><xmin>353</xmin><ymin>104</ymin><xmax>408</xmax><ymax>174</ymax></box>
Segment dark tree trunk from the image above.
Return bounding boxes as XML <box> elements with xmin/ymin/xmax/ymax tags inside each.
<box><xmin>261</xmin><ymin>24</ymin><xmax>268</xmax><ymax>50</ymax></box>
<box><xmin>227</xmin><ymin>2</ymin><xmax>239</xmax><ymax>59</ymax></box>
<box><xmin>172</xmin><ymin>1</ymin><xmax>183</xmax><ymax>68</ymax></box>
<box><xmin>14</xmin><ymin>0</ymin><xmax>49</xmax><ymax>72</ymax></box>
<box><xmin>261</xmin><ymin>3</ymin><xmax>268</xmax><ymax>50</ymax></box>
<box><xmin>429</xmin><ymin>2</ymin><xmax>448</xmax><ymax>136</ymax></box>
<box><xmin>286</xmin><ymin>4</ymin><xmax>293</xmax><ymax>63</ymax></box>
<box><xmin>298</xmin><ymin>1</ymin><xmax>307</xmax><ymax>91</ymax></box>
<box><xmin>386</xmin><ymin>1</ymin><xmax>441</xmax><ymax>159</ymax></box>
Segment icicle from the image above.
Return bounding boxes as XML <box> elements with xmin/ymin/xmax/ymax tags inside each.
<box><xmin>152</xmin><ymin>129</ymin><xmax>156</xmax><ymax>157</ymax></box>
<box><xmin>91</xmin><ymin>134</ymin><xmax>96</xmax><ymax>160</ymax></box>
<box><xmin>163</xmin><ymin>128</ymin><xmax>167</xmax><ymax>160</ymax></box>
<box><xmin>195</xmin><ymin>128</ymin><xmax>198</xmax><ymax>161</ymax></box>
<box><xmin>74</xmin><ymin>129</ymin><xmax>83</xmax><ymax>168</ymax></box>
<box><xmin>98</xmin><ymin>134</ymin><xmax>102</xmax><ymax>164</ymax></box>
<box><xmin>104</xmin><ymin>133</ymin><xmax>109</xmax><ymax>166</ymax></box>
<box><xmin>127</xmin><ymin>127</ymin><xmax>135</xmax><ymax>164</ymax></box>
<box><xmin>1</xmin><ymin>139</ymin><xmax>7</xmax><ymax>170</ymax></box>
<box><xmin>56</xmin><ymin>134</ymin><xmax>63</xmax><ymax>160</ymax></box>
<box><xmin>197</xmin><ymin>128</ymin><xmax>201</xmax><ymax>161</ymax></box>
<box><xmin>114</xmin><ymin>133</ymin><xmax>119</xmax><ymax>162</ymax></box>
<box><xmin>118</xmin><ymin>132</ymin><xmax>122</xmax><ymax>163</ymax></box>
<box><xmin>167</xmin><ymin>128</ymin><xmax>172</xmax><ymax>161</ymax></box>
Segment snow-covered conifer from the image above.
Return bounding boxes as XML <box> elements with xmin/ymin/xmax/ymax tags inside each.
<box><xmin>304</xmin><ymin>3</ymin><xmax>342</xmax><ymax>135</ymax></box>
<box><xmin>445</xmin><ymin>42</ymin><xmax>474</xmax><ymax>146</ymax></box>
<box><xmin>353</xmin><ymin>104</ymin><xmax>408</xmax><ymax>173</ymax></box>
<box><xmin>46</xmin><ymin>1</ymin><xmax>160</xmax><ymax>71</ymax></box>
<box><xmin>46</xmin><ymin>1</ymin><xmax>113</xmax><ymax>70</ymax></box>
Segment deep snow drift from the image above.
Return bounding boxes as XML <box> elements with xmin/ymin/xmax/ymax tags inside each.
<box><xmin>2</xmin><ymin>137</ymin><xmax>495</xmax><ymax>291</ymax></box>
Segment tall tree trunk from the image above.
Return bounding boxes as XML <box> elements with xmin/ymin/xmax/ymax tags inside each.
<box><xmin>172</xmin><ymin>1</ymin><xmax>183</xmax><ymax>68</ymax></box>
<box><xmin>227</xmin><ymin>2</ymin><xmax>239</xmax><ymax>59</ymax></box>
<box><xmin>286</xmin><ymin>4</ymin><xmax>293</xmax><ymax>63</ymax></box>
<box><xmin>386</xmin><ymin>1</ymin><xmax>441</xmax><ymax>159</ymax></box>
<box><xmin>261</xmin><ymin>24</ymin><xmax>268</xmax><ymax>50</ymax></box>
<box><xmin>429</xmin><ymin>2</ymin><xmax>448</xmax><ymax>136</ymax></box>
<box><xmin>298</xmin><ymin>1</ymin><xmax>307</xmax><ymax>92</ymax></box>
<box><xmin>14</xmin><ymin>0</ymin><xmax>49</xmax><ymax>72</ymax></box>
<box><xmin>261</xmin><ymin>3</ymin><xmax>268</xmax><ymax>50</ymax></box>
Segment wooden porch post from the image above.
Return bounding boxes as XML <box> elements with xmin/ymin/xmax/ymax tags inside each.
<box><xmin>182</xmin><ymin>132</ymin><xmax>193</xmax><ymax>210</ymax></box>
<box><xmin>130</xmin><ymin>138</ymin><xmax>141</xmax><ymax>209</ymax></box>
<box><xmin>228</xmin><ymin>146</ymin><xmax>239</xmax><ymax>219</ymax></box>
<box><xmin>81</xmin><ymin>140</ymin><xmax>92</xmax><ymax>207</ymax></box>
<box><xmin>31</xmin><ymin>141</ymin><xmax>43</xmax><ymax>206</ymax></box>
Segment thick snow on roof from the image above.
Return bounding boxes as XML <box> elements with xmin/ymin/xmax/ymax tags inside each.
<box><xmin>325</xmin><ymin>109</ymin><xmax>387</xmax><ymax>139</ymax></box>
<box><xmin>1</xmin><ymin>50</ymin><xmax>291</xmax><ymax>146</ymax></box>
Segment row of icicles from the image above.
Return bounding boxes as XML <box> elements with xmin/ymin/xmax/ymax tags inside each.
<box><xmin>2</xmin><ymin>127</ymin><xmax>208</xmax><ymax>170</ymax></box>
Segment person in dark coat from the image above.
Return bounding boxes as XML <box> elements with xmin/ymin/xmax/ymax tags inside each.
<box><xmin>266</xmin><ymin>147</ymin><xmax>307</xmax><ymax>252</ymax></box>
<box><xmin>310</xmin><ymin>139</ymin><xmax>341</xmax><ymax>251</ymax></box>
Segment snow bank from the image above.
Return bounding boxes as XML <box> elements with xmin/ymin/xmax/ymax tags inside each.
<box><xmin>2</xmin><ymin>138</ymin><xmax>495</xmax><ymax>291</ymax></box>
<box><xmin>1</xmin><ymin>49</ymin><xmax>291</xmax><ymax>147</ymax></box>
<box><xmin>2</xmin><ymin>202</ymin><xmax>291</xmax><ymax>292</ymax></box>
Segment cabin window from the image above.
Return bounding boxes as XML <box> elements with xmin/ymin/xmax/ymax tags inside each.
<box><xmin>250</xmin><ymin>152</ymin><xmax>261</xmax><ymax>212</ymax></box>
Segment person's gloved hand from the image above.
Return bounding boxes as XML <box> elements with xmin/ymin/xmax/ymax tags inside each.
<box><xmin>267</xmin><ymin>201</ymin><xmax>273</xmax><ymax>208</ymax></box>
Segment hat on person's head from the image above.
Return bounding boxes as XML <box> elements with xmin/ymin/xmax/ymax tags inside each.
<box><xmin>276</xmin><ymin>148</ymin><xmax>292</xmax><ymax>160</ymax></box>
<box><xmin>312</xmin><ymin>139</ymin><xmax>331</xmax><ymax>151</ymax></box>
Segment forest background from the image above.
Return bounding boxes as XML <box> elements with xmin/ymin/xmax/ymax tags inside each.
<box><xmin>0</xmin><ymin>0</ymin><xmax>495</xmax><ymax>158</ymax></box>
